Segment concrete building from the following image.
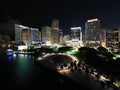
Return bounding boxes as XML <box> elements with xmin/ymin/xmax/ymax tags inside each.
<box><xmin>63</xmin><ymin>35</ymin><xmax>71</xmax><ymax>46</ymax></box>
<box><xmin>106</xmin><ymin>28</ymin><xmax>120</xmax><ymax>53</ymax></box>
<box><xmin>15</xmin><ymin>24</ymin><xmax>39</xmax><ymax>47</ymax></box>
<box><xmin>70</xmin><ymin>27</ymin><xmax>83</xmax><ymax>47</ymax></box>
<box><xmin>100</xmin><ymin>29</ymin><xmax>106</xmax><ymax>47</ymax></box>
<box><xmin>21</xmin><ymin>28</ymin><xmax>31</xmax><ymax>47</ymax></box>
<box><xmin>31</xmin><ymin>28</ymin><xmax>39</xmax><ymax>45</ymax></box>
<box><xmin>15</xmin><ymin>24</ymin><xmax>29</xmax><ymax>45</ymax></box>
<box><xmin>85</xmin><ymin>18</ymin><xmax>100</xmax><ymax>47</ymax></box>
<box><xmin>51</xmin><ymin>20</ymin><xmax>60</xmax><ymax>45</ymax></box>
<box><xmin>41</xmin><ymin>26</ymin><xmax>51</xmax><ymax>46</ymax></box>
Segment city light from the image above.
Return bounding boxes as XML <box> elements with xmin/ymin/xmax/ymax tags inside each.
<box><xmin>19</xmin><ymin>24</ymin><xmax>29</xmax><ymax>29</ymax></box>
<box><xmin>87</xmin><ymin>18</ymin><xmax>98</xmax><ymax>22</ymax></box>
<box><xmin>70</xmin><ymin>27</ymin><xmax>81</xmax><ymax>30</ymax></box>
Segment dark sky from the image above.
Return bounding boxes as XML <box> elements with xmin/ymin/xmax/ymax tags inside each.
<box><xmin>0</xmin><ymin>0</ymin><xmax>120</xmax><ymax>34</ymax></box>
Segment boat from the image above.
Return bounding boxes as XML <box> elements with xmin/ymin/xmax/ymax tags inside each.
<box><xmin>6</xmin><ymin>49</ymin><xmax>14</xmax><ymax>55</ymax></box>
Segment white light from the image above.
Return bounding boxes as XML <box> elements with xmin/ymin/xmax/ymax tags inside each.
<box><xmin>87</xmin><ymin>18</ymin><xmax>98</xmax><ymax>22</ymax></box>
<box><xmin>19</xmin><ymin>25</ymin><xmax>29</xmax><ymax>29</ymax></box>
<box><xmin>70</xmin><ymin>27</ymin><xmax>81</xmax><ymax>30</ymax></box>
<box><xmin>18</xmin><ymin>45</ymin><xmax>27</xmax><ymax>50</ymax></box>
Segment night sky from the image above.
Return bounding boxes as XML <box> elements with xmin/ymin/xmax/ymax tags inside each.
<box><xmin>0</xmin><ymin>0</ymin><xmax>120</xmax><ymax>34</ymax></box>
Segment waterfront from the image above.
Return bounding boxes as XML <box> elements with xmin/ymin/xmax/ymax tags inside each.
<box><xmin>0</xmin><ymin>53</ymin><xmax>84</xmax><ymax>90</ymax></box>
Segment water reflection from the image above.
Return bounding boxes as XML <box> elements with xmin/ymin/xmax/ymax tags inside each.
<box><xmin>4</xmin><ymin>54</ymin><xmax>34</xmax><ymax>86</ymax></box>
<box><xmin>14</xmin><ymin>54</ymin><xmax>34</xmax><ymax>80</ymax></box>
<box><xmin>8</xmin><ymin>55</ymin><xmax>13</xmax><ymax>62</ymax></box>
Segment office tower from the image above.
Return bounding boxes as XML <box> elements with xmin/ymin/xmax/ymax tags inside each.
<box><xmin>38</xmin><ymin>31</ymin><xmax>42</xmax><ymax>42</ymax></box>
<box><xmin>100</xmin><ymin>29</ymin><xmax>106</xmax><ymax>46</ymax></box>
<box><xmin>85</xmin><ymin>18</ymin><xmax>100</xmax><ymax>47</ymax></box>
<box><xmin>22</xmin><ymin>28</ymin><xmax>31</xmax><ymax>46</ymax></box>
<box><xmin>31</xmin><ymin>28</ymin><xmax>39</xmax><ymax>45</ymax></box>
<box><xmin>42</xmin><ymin>26</ymin><xmax>51</xmax><ymax>46</ymax></box>
<box><xmin>70</xmin><ymin>27</ymin><xmax>82</xmax><ymax>47</ymax></box>
<box><xmin>59</xmin><ymin>29</ymin><xmax>63</xmax><ymax>44</ymax></box>
<box><xmin>15</xmin><ymin>24</ymin><xmax>39</xmax><ymax>47</ymax></box>
<box><xmin>63</xmin><ymin>35</ymin><xmax>70</xmax><ymax>46</ymax></box>
<box><xmin>51</xmin><ymin>19</ymin><xmax>59</xmax><ymax>29</ymax></box>
<box><xmin>15</xmin><ymin>24</ymin><xmax>29</xmax><ymax>45</ymax></box>
<box><xmin>51</xmin><ymin>19</ymin><xmax>59</xmax><ymax>45</ymax></box>
<box><xmin>106</xmin><ymin>28</ymin><xmax>120</xmax><ymax>53</ymax></box>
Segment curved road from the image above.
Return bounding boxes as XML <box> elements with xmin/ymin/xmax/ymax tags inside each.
<box><xmin>35</xmin><ymin>53</ymin><xmax>108</xmax><ymax>90</ymax></box>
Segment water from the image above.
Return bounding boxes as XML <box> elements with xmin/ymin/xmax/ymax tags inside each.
<box><xmin>0</xmin><ymin>53</ymin><xmax>85</xmax><ymax>90</ymax></box>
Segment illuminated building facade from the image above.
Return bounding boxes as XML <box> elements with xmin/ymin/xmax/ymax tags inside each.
<box><xmin>51</xmin><ymin>20</ymin><xmax>59</xmax><ymax>45</ymax></box>
<box><xmin>31</xmin><ymin>28</ymin><xmax>39</xmax><ymax>45</ymax></box>
<box><xmin>15</xmin><ymin>24</ymin><xmax>39</xmax><ymax>47</ymax></box>
<box><xmin>59</xmin><ymin>29</ymin><xmax>63</xmax><ymax>44</ymax></box>
<box><xmin>70</xmin><ymin>27</ymin><xmax>83</xmax><ymax>47</ymax></box>
<box><xmin>38</xmin><ymin>31</ymin><xmax>42</xmax><ymax>42</ymax></box>
<box><xmin>63</xmin><ymin>35</ymin><xmax>70</xmax><ymax>46</ymax></box>
<box><xmin>22</xmin><ymin>28</ymin><xmax>31</xmax><ymax>46</ymax></box>
<box><xmin>42</xmin><ymin>26</ymin><xmax>51</xmax><ymax>46</ymax></box>
<box><xmin>100</xmin><ymin>29</ymin><xmax>106</xmax><ymax>46</ymax></box>
<box><xmin>106</xmin><ymin>28</ymin><xmax>120</xmax><ymax>53</ymax></box>
<box><xmin>85</xmin><ymin>18</ymin><xmax>100</xmax><ymax>47</ymax></box>
<box><xmin>15</xmin><ymin>24</ymin><xmax>29</xmax><ymax>45</ymax></box>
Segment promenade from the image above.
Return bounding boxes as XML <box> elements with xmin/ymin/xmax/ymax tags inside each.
<box><xmin>35</xmin><ymin>54</ymin><xmax>120</xmax><ymax>90</ymax></box>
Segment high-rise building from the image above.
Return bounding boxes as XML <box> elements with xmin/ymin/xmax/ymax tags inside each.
<box><xmin>70</xmin><ymin>27</ymin><xmax>82</xmax><ymax>47</ymax></box>
<box><xmin>51</xmin><ymin>19</ymin><xmax>59</xmax><ymax>29</ymax></box>
<box><xmin>38</xmin><ymin>31</ymin><xmax>42</xmax><ymax>42</ymax></box>
<box><xmin>22</xmin><ymin>28</ymin><xmax>31</xmax><ymax>46</ymax></box>
<box><xmin>31</xmin><ymin>28</ymin><xmax>39</xmax><ymax>45</ymax></box>
<box><xmin>51</xmin><ymin>20</ymin><xmax>59</xmax><ymax>45</ymax></box>
<box><xmin>59</xmin><ymin>29</ymin><xmax>63</xmax><ymax>44</ymax></box>
<box><xmin>85</xmin><ymin>18</ymin><xmax>100</xmax><ymax>47</ymax></box>
<box><xmin>15</xmin><ymin>24</ymin><xmax>39</xmax><ymax>47</ymax></box>
<box><xmin>42</xmin><ymin>26</ymin><xmax>51</xmax><ymax>46</ymax></box>
<box><xmin>106</xmin><ymin>28</ymin><xmax>120</xmax><ymax>53</ymax></box>
<box><xmin>63</xmin><ymin>35</ymin><xmax>71</xmax><ymax>46</ymax></box>
<box><xmin>15</xmin><ymin>24</ymin><xmax>29</xmax><ymax>45</ymax></box>
<box><xmin>100</xmin><ymin>29</ymin><xmax>106</xmax><ymax>46</ymax></box>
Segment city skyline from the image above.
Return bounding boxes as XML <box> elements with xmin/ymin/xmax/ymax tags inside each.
<box><xmin>0</xmin><ymin>0</ymin><xmax>120</xmax><ymax>35</ymax></box>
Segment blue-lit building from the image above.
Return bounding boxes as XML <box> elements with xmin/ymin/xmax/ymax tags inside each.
<box><xmin>41</xmin><ymin>26</ymin><xmax>51</xmax><ymax>46</ymax></box>
<box><xmin>31</xmin><ymin>28</ymin><xmax>39</xmax><ymax>45</ymax></box>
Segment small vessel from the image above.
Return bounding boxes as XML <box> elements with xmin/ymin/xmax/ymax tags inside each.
<box><xmin>6</xmin><ymin>49</ymin><xmax>14</xmax><ymax>55</ymax></box>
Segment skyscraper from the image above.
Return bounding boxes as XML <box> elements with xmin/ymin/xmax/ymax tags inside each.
<box><xmin>15</xmin><ymin>24</ymin><xmax>29</xmax><ymax>45</ymax></box>
<box><xmin>70</xmin><ymin>27</ymin><xmax>82</xmax><ymax>47</ymax></box>
<box><xmin>22</xmin><ymin>28</ymin><xmax>31</xmax><ymax>46</ymax></box>
<box><xmin>41</xmin><ymin>26</ymin><xmax>51</xmax><ymax>46</ymax></box>
<box><xmin>15</xmin><ymin>24</ymin><xmax>39</xmax><ymax>47</ymax></box>
<box><xmin>51</xmin><ymin>19</ymin><xmax>59</xmax><ymax>29</ymax></box>
<box><xmin>106</xmin><ymin>28</ymin><xmax>120</xmax><ymax>53</ymax></box>
<box><xmin>51</xmin><ymin>19</ymin><xmax>59</xmax><ymax>45</ymax></box>
<box><xmin>31</xmin><ymin>28</ymin><xmax>39</xmax><ymax>45</ymax></box>
<box><xmin>85</xmin><ymin>18</ymin><xmax>100</xmax><ymax>47</ymax></box>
